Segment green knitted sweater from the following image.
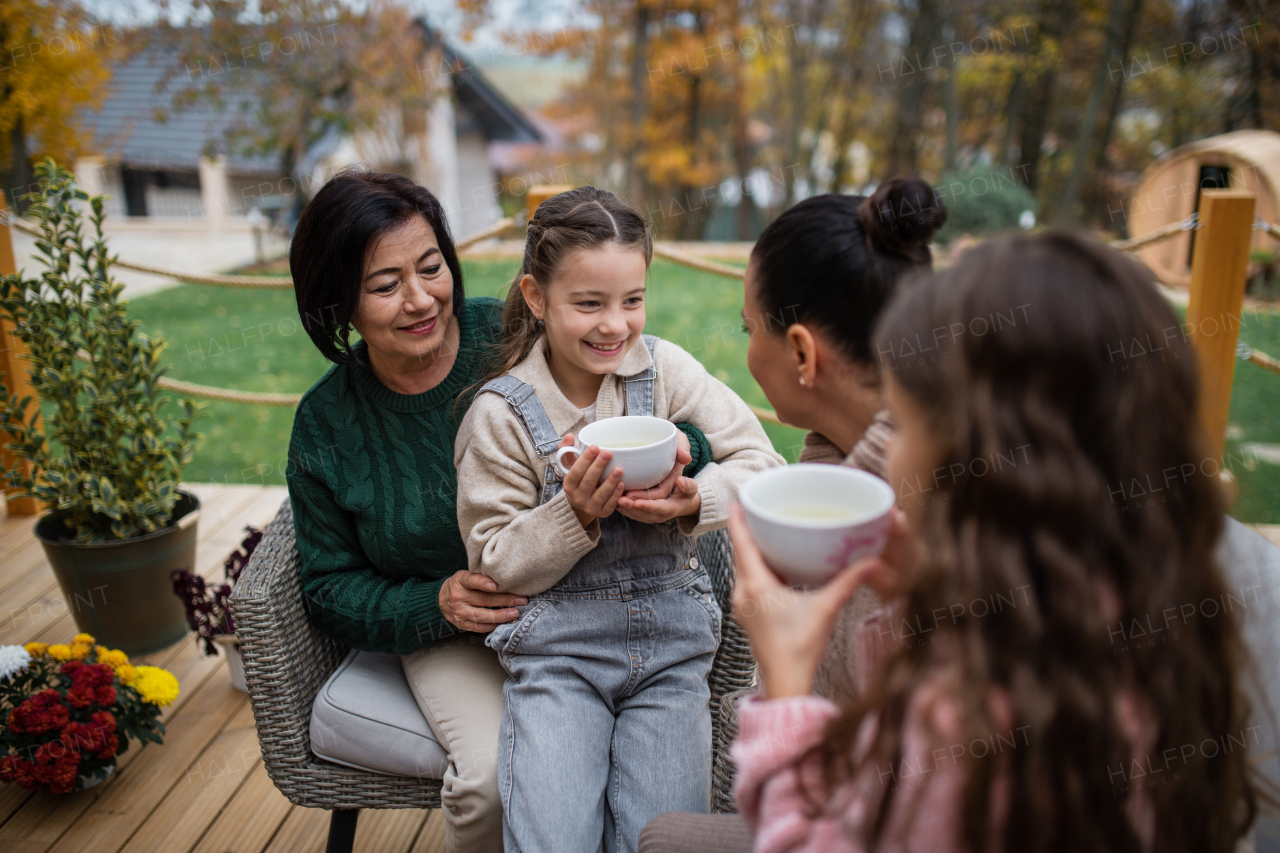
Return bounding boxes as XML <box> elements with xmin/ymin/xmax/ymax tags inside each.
<box><xmin>286</xmin><ymin>296</ymin><xmax>712</xmax><ymax>654</ymax></box>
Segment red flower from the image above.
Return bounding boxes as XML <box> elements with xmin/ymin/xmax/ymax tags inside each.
<box><xmin>29</xmin><ymin>740</ymin><xmax>83</xmax><ymax>794</ymax></box>
<box><xmin>0</xmin><ymin>755</ymin><xmax>40</xmax><ymax>789</ymax></box>
<box><xmin>8</xmin><ymin>690</ymin><xmax>71</xmax><ymax>735</ymax></box>
<box><xmin>47</xmin><ymin>755</ymin><xmax>81</xmax><ymax>795</ymax></box>
<box><xmin>61</xmin><ymin>661</ymin><xmax>117</xmax><ymax>708</ymax></box>
<box><xmin>67</xmin><ymin>686</ymin><xmax>96</xmax><ymax>708</ymax></box>
<box><xmin>62</xmin><ymin>712</ymin><xmax>119</xmax><ymax>760</ymax></box>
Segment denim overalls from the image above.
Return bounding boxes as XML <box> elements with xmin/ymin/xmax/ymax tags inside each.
<box><xmin>478</xmin><ymin>335</ymin><xmax>722</xmax><ymax>853</ymax></box>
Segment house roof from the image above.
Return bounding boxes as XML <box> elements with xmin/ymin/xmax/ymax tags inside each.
<box><xmin>85</xmin><ymin>25</ymin><xmax>541</xmax><ymax>174</ymax></box>
<box><xmin>82</xmin><ymin>43</ymin><xmax>278</xmax><ymax>174</ymax></box>
<box><xmin>420</xmin><ymin>20</ymin><xmax>542</xmax><ymax>144</ymax></box>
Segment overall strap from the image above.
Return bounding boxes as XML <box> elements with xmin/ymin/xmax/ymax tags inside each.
<box><xmin>622</xmin><ymin>334</ymin><xmax>661</xmax><ymax>418</ymax></box>
<box><xmin>476</xmin><ymin>376</ymin><xmax>563</xmax><ymax>504</ymax></box>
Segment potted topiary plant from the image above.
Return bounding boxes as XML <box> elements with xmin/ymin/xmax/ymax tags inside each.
<box><xmin>0</xmin><ymin>159</ymin><xmax>202</xmax><ymax>656</ymax></box>
<box><xmin>171</xmin><ymin>526</ymin><xmax>262</xmax><ymax>692</ymax></box>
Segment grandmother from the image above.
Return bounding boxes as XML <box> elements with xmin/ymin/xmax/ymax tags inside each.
<box><xmin>286</xmin><ymin>170</ymin><xmax>706</xmax><ymax>853</ymax></box>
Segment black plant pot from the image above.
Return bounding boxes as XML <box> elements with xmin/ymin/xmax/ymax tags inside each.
<box><xmin>34</xmin><ymin>491</ymin><xmax>199</xmax><ymax>656</ymax></box>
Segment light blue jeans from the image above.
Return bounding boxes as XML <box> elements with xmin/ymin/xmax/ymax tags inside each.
<box><xmin>486</xmin><ymin>549</ymin><xmax>721</xmax><ymax>853</ymax></box>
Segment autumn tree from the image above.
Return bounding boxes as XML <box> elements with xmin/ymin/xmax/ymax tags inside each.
<box><xmin>0</xmin><ymin>0</ymin><xmax>116</xmax><ymax>211</ymax></box>
<box><xmin>155</xmin><ymin>0</ymin><xmax>428</xmax><ymax>213</ymax></box>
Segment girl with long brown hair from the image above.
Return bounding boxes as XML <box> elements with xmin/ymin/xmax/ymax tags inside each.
<box><xmin>725</xmin><ymin>231</ymin><xmax>1266</xmax><ymax>852</ymax></box>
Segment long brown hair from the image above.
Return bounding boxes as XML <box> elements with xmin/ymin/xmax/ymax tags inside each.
<box><xmin>812</xmin><ymin>231</ymin><xmax>1265</xmax><ymax>852</ymax></box>
<box><xmin>483</xmin><ymin>185</ymin><xmax>652</xmax><ymax>382</ymax></box>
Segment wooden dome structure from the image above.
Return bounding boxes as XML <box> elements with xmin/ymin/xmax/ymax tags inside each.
<box><xmin>1129</xmin><ymin>129</ymin><xmax>1279</xmax><ymax>288</ymax></box>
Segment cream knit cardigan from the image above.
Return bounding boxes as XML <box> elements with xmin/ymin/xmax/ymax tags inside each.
<box><xmin>455</xmin><ymin>334</ymin><xmax>786</xmax><ymax>596</ymax></box>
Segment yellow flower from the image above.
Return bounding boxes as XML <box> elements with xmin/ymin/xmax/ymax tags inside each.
<box><xmin>24</xmin><ymin>642</ymin><xmax>48</xmax><ymax>657</ymax></box>
<box><xmin>95</xmin><ymin>647</ymin><xmax>129</xmax><ymax>669</ymax></box>
<box><xmin>48</xmin><ymin>644</ymin><xmax>72</xmax><ymax>661</ymax></box>
<box><xmin>116</xmin><ymin>664</ymin><xmax>137</xmax><ymax>686</ymax></box>
<box><xmin>70</xmin><ymin>642</ymin><xmax>92</xmax><ymax>660</ymax></box>
<box><xmin>73</xmin><ymin>633</ymin><xmax>95</xmax><ymax>645</ymax></box>
<box><xmin>133</xmin><ymin>666</ymin><xmax>180</xmax><ymax>706</ymax></box>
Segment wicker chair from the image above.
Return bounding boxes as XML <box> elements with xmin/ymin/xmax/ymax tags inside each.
<box><xmin>232</xmin><ymin>498</ymin><xmax>755</xmax><ymax>853</ymax></box>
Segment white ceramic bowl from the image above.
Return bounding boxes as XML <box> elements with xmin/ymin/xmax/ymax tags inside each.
<box><xmin>738</xmin><ymin>463</ymin><xmax>896</xmax><ymax>586</ymax></box>
<box><xmin>554</xmin><ymin>416</ymin><xmax>677</xmax><ymax>491</ymax></box>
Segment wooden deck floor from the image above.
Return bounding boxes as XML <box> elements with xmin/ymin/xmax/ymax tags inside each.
<box><xmin>0</xmin><ymin>484</ymin><xmax>447</xmax><ymax>853</ymax></box>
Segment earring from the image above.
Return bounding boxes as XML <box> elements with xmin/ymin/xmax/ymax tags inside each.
<box><xmin>534</xmin><ymin>316</ymin><xmax>544</xmax><ymax>329</ymax></box>
<box><xmin>799</xmin><ymin>376</ymin><xmax>806</xmax><ymax>385</ymax></box>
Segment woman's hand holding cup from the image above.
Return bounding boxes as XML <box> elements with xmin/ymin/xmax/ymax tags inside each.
<box><xmin>728</xmin><ymin>504</ymin><xmax>874</xmax><ymax>699</ymax></box>
<box><xmin>727</xmin><ymin>502</ymin><xmax>921</xmax><ymax>700</ymax></box>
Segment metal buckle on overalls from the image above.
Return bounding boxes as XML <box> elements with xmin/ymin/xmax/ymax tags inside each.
<box><xmin>688</xmin><ymin>556</ymin><xmax>699</xmax><ymax>570</ymax></box>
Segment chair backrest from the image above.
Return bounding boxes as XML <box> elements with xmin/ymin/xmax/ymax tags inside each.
<box><xmin>231</xmin><ymin>499</ymin><xmax>349</xmax><ymax>776</ymax></box>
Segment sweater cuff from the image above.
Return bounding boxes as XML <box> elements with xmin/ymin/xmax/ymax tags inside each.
<box><xmin>675</xmin><ymin>421</ymin><xmax>713</xmax><ymax>478</ymax></box>
<box><xmin>737</xmin><ymin>694</ymin><xmax>842</xmax><ymax>745</ymax></box>
<box><xmin>548</xmin><ymin>488</ymin><xmax>601</xmax><ymax>548</ymax></box>
<box><xmin>731</xmin><ymin>694</ymin><xmax>841</xmax><ymax>780</ymax></box>
<box><xmin>680</xmin><ymin>465</ymin><xmax>724</xmax><ymax>537</ymax></box>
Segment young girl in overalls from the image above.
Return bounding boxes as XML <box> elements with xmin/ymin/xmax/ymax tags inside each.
<box><xmin>453</xmin><ymin>186</ymin><xmax>784</xmax><ymax>853</ymax></box>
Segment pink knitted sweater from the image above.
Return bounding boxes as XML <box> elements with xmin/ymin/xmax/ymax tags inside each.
<box><xmin>731</xmin><ymin>608</ymin><xmax>1156</xmax><ymax>852</ymax></box>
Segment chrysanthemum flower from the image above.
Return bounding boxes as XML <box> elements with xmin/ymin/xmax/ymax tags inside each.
<box><xmin>24</xmin><ymin>641</ymin><xmax>48</xmax><ymax>657</ymax></box>
<box><xmin>132</xmin><ymin>666</ymin><xmax>180</xmax><ymax>707</ymax></box>
<box><xmin>73</xmin><ymin>633</ymin><xmax>95</xmax><ymax>645</ymax></box>
<box><xmin>47</xmin><ymin>644</ymin><xmax>72</xmax><ymax>661</ymax></box>
<box><xmin>0</xmin><ymin>644</ymin><xmax>32</xmax><ymax>679</ymax></box>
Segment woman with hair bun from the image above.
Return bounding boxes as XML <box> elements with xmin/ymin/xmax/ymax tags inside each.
<box><xmin>639</xmin><ymin>178</ymin><xmax>947</xmax><ymax>852</ymax></box>
<box><xmin>741</xmin><ymin>177</ymin><xmax>947</xmax><ymax>707</ymax></box>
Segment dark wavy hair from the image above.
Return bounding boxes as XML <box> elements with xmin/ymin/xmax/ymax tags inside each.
<box><xmin>748</xmin><ymin>177</ymin><xmax>947</xmax><ymax>365</ymax></box>
<box><xmin>289</xmin><ymin>169</ymin><xmax>465</xmax><ymax>365</ymax></box>
<box><xmin>482</xmin><ymin>185</ymin><xmax>651</xmax><ymax>383</ymax></box>
<box><xmin>806</xmin><ymin>231</ymin><xmax>1266</xmax><ymax>852</ymax></box>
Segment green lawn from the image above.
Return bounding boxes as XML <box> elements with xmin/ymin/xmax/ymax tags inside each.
<box><xmin>126</xmin><ymin>261</ymin><xmax>1280</xmax><ymax>524</ymax></box>
<box><xmin>1218</xmin><ymin>304</ymin><xmax>1280</xmax><ymax>523</ymax></box>
<box><xmin>126</xmin><ymin>258</ymin><xmax>807</xmax><ymax>492</ymax></box>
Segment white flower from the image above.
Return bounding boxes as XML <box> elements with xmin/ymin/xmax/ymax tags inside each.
<box><xmin>0</xmin><ymin>644</ymin><xmax>32</xmax><ymax>680</ymax></box>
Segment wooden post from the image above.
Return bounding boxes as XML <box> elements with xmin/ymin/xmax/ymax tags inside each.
<box><xmin>525</xmin><ymin>185</ymin><xmax>575</xmax><ymax>222</ymax></box>
<box><xmin>1185</xmin><ymin>189</ymin><xmax>1255</xmax><ymax>498</ymax></box>
<box><xmin>0</xmin><ymin>194</ymin><xmax>42</xmax><ymax>515</ymax></box>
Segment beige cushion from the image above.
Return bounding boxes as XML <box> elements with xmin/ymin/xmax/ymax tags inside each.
<box><xmin>309</xmin><ymin>649</ymin><xmax>449</xmax><ymax>779</ymax></box>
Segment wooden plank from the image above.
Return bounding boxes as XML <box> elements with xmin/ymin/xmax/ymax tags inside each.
<box><xmin>0</xmin><ymin>515</ymin><xmax>40</xmax><ymax>578</ymax></box>
<box><xmin>0</xmin><ymin>538</ymin><xmax>56</xmax><ymax>603</ymax></box>
<box><xmin>119</xmin><ymin>700</ymin><xmax>261</xmax><ymax>853</ymax></box>
<box><xmin>260</xmin><ymin>803</ymin><xmax>331</xmax><ymax>853</ymax></box>
<box><xmin>1185</xmin><ymin>189</ymin><xmax>1256</xmax><ymax>465</ymax></box>
<box><xmin>0</xmin><ymin>193</ymin><xmax>42</xmax><ymax>516</ymax></box>
<box><xmin>349</xmin><ymin>808</ymin><xmax>429</xmax><ymax>853</ymax></box>
<box><xmin>408</xmin><ymin>810</ymin><xmax>447</xmax><ymax>853</ymax></box>
<box><xmin>187</xmin><ymin>760</ymin><xmax>292</xmax><ymax>853</ymax></box>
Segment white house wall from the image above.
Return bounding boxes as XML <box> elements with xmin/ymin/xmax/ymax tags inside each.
<box><xmin>451</xmin><ymin>129</ymin><xmax>501</xmax><ymax>238</ymax></box>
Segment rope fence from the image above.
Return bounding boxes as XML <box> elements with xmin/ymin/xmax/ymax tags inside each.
<box><xmin>6</xmin><ymin>207</ymin><xmax>1278</xmax><ymax>410</ymax></box>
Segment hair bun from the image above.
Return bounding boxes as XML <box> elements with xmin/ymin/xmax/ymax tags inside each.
<box><xmin>858</xmin><ymin>177</ymin><xmax>948</xmax><ymax>263</ymax></box>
